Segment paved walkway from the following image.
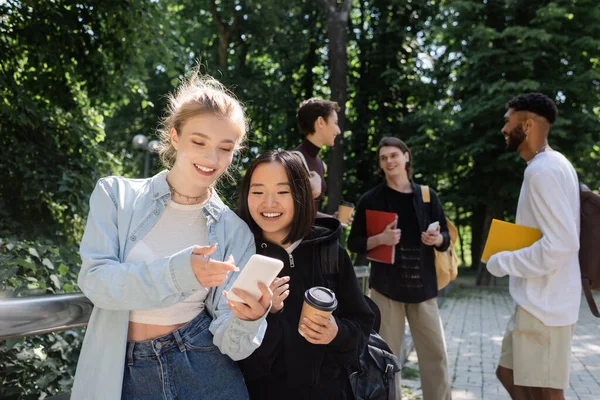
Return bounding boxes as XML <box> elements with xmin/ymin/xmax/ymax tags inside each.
<box><xmin>402</xmin><ymin>286</ymin><xmax>600</xmax><ymax>400</ymax></box>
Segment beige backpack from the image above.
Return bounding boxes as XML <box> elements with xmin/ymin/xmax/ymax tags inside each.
<box><xmin>421</xmin><ymin>185</ymin><xmax>459</xmax><ymax>290</ymax></box>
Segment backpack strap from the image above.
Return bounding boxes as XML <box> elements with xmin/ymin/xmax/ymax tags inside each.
<box><xmin>421</xmin><ymin>185</ymin><xmax>435</xmax><ymax>234</ymax></box>
<box><xmin>291</xmin><ymin>150</ymin><xmax>311</xmax><ymax>173</ymax></box>
<box><xmin>583</xmin><ymin>279</ymin><xmax>600</xmax><ymax>318</ymax></box>
<box><xmin>384</xmin><ymin>361</ymin><xmax>396</xmax><ymax>400</ymax></box>
<box><xmin>320</xmin><ymin>240</ymin><xmax>340</xmax><ymax>292</ymax></box>
<box><xmin>421</xmin><ymin>185</ymin><xmax>431</xmax><ymax>203</ymax></box>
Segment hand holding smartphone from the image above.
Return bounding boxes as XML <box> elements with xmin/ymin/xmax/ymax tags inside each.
<box><xmin>226</xmin><ymin>254</ymin><xmax>284</xmax><ymax>303</ymax></box>
<box><xmin>427</xmin><ymin>221</ymin><xmax>440</xmax><ymax>232</ymax></box>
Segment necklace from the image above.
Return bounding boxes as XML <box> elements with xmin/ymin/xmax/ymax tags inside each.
<box><xmin>169</xmin><ymin>185</ymin><xmax>211</xmax><ymax>204</ymax></box>
<box><xmin>535</xmin><ymin>145</ymin><xmax>549</xmax><ymax>155</ymax></box>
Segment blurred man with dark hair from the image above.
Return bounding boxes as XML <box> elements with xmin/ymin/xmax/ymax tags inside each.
<box><xmin>488</xmin><ymin>93</ymin><xmax>580</xmax><ymax>400</ymax></box>
<box><xmin>293</xmin><ymin>98</ymin><xmax>341</xmax><ymax>218</ymax></box>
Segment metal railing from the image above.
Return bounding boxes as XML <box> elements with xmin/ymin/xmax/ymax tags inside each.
<box><xmin>0</xmin><ymin>266</ymin><xmax>370</xmax><ymax>399</ymax></box>
<box><xmin>354</xmin><ymin>265</ymin><xmax>370</xmax><ymax>293</ymax></box>
<box><xmin>0</xmin><ymin>293</ymin><xmax>93</xmax><ymax>341</ymax></box>
<box><xmin>0</xmin><ymin>293</ymin><xmax>93</xmax><ymax>400</ymax></box>
<box><xmin>0</xmin><ymin>266</ymin><xmax>370</xmax><ymax>341</ymax></box>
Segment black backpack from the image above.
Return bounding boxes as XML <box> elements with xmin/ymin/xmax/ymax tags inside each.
<box><xmin>319</xmin><ymin>240</ymin><xmax>402</xmax><ymax>400</ymax></box>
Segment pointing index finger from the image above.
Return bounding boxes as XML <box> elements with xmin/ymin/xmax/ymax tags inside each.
<box><xmin>206</xmin><ymin>258</ymin><xmax>239</xmax><ymax>273</ymax></box>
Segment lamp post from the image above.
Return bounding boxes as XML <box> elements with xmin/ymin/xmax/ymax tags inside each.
<box><xmin>132</xmin><ymin>134</ymin><xmax>160</xmax><ymax>178</ymax></box>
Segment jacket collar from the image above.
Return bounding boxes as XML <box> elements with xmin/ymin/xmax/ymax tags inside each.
<box><xmin>150</xmin><ymin>170</ymin><xmax>171</xmax><ymax>200</ymax></box>
<box><xmin>379</xmin><ymin>180</ymin><xmax>422</xmax><ymax>198</ymax></box>
<box><xmin>150</xmin><ymin>170</ymin><xmax>226</xmax><ymax>221</ymax></box>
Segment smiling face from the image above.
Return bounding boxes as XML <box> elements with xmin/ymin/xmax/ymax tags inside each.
<box><xmin>317</xmin><ymin>110</ymin><xmax>341</xmax><ymax>147</ymax></box>
<box><xmin>379</xmin><ymin>145</ymin><xmax>409</xmax><ymax>180</ymax></box>
<box><xmin>170</xmin><ymin>113</ymin><xmax>242</xmax><ymax>190</ymax></box>
<box><xmin>309</xmin><ymin>110</ymin><xmax>341</xmax><ymax>147</ymax></box>
<box><xmin>247</xmin><ymin>162</ymin><xmax>295</xmax><ymax>246</ymax></box>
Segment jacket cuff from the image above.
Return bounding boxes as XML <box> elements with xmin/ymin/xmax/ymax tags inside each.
<box><xmin>348</xmin><ymin>237</ymin><xmax>369</xmax><ymax>254</ymax></box>
<box><xmin>436</xmin><ymin>232</ymin><xmax>451</xmax><ymax>252</ymax></box>
<box><xmin>231</xmin><ymin>302</ymin><xmax>271</xmax><ymax>332</ymax></box>
<box><xmin>328</xmin><ymin>316</ymin><xmax>352</xmax><ymax>350</ymax></box>
<box><xmin>358</xmin><ymin>238</ymin><xmax>369</xmax><ymax>254</ymax></box>
<box><xmin>267</xmin><ymin>308</ymin><xmax>284</xmax><ymax>320</ymax></box>
<box><xmin>169</xmin><ymin>246</ymin><xmax>203</xmax><ymax>293</ymax></box>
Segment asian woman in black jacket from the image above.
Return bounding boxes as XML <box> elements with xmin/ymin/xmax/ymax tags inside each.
<box><xmin>236</xmin><ymin>150</ymin><xmax>374</xmax><ymax>400</ymax></box>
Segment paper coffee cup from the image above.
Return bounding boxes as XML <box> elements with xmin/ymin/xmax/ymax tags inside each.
<box><xmin>337</xmin><ymin>201</ymin><xmax>355</xmax><ymax>225</ymax></box>
<box><xmin>298</xmin><ymin>286</ymin><xmax>338</xmax><ymax>337</ymax></box>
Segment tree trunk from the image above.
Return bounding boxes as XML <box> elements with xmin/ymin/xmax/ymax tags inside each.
<box><xmin>209</xmin><ymin>0</ymin><xmax>243</xmax><ymax>70</ymax></box>
<box><xmin>217</xmin><ymin>33</ymin><xmax>229</xmax><ymax>69</ymax></box>
<box><xmin>456</xmin><ymin>206</ymin><xmax>467</xmax><ymax>267</ymax></box>
<box><xmin>352</xmin><ymin>0</ymin><xmax>374</xmax><ymax>190</ymax></box>
<box><xmin>471</xmin><ymin>203</ymin><xmax>486</xmax><ymax>269</ymax></box>
<box><xmin>301</xmin><ymin>9</ymin><xmax>318</xmax><ymax>99</ymax></box>
<box><xmin>302</xmin><ymin>39</ymin><xmax>317</xmax><ymax>100</ymax></box>
<box><xmin>237</xmin><ymin>35</ymin><xmax>248</xmax><ymax>72</ymax></box>
<box><xmin>320</xmin><ymin>0</ymin><xmax>351</xmax><ymax>214</ymax></box>
<box><xmin>475</xmin><ymin>205</ymin><xmax>499</xmax><ymax>285</ymax></box>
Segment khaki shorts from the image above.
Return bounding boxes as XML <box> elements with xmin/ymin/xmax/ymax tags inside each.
<box><xmin>498</xmin><ymin>306</ymin><xmax>575</xmax><ymax>389</ymax></box>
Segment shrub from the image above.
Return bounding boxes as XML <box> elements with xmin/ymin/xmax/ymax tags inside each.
<box><xmin>0</xmin><ymin>238</ymin><xmax>84</xmax><ymax>399</ymax></box>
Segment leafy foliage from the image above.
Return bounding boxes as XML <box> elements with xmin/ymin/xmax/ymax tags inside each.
<box><xmin>0</xmin><ymin>0</ymin><xmax>164</xmax><ymax>243</ymax></box>
<box><xmin>425</xmin><ymin>0</ymin><xmax>600</xmax><ymax>265</ymax></box>
<box><xmin>0</xmin><ymin>238</ymin><xmax>83</xmax><ymax>399</ymax></box>
<box><xmin>1</xmin><ymin>0</ymin><xmax>599</xmax><ymax>397</ymax></box>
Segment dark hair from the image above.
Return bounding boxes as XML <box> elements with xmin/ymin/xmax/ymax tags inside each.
<box><xmin>377</xmin><ymin>136</ymin><xmax>413</xmax><ymax>179</ymax></box>
<box><xmin>297</xmin><ymin>98</ymin><xmax>340</xmax><ymax>137</ymax></box>
<box><xmin>238</xmin><ymin>151</ymin><xmax>315</xmax><ymax>244</ymax></box>
<box><xmin>506</xmin><ymin>93</ymin><xmax>558</xmax><ymax>124</ymax></box>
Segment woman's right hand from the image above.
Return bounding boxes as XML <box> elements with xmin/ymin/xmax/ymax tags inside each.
<box><xmin>269</xmin><ymin>276</ymin><xmax>290</xmax><ymax>313</ymax></box>
<box><xmin>191</xmin><ymin>244</ymin><xmax>238</xmax><ymax>287</ymax></box>
<box><xmin>379</xmin><ymin>220</ymin><xmax>401</xmax><ymax>246</ymax></box>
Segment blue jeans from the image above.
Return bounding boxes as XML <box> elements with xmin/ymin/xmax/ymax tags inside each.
<box><xmin>122</xmin><ymin>310</ymin><xmax>249</xmax><ymax>400</ymax></box>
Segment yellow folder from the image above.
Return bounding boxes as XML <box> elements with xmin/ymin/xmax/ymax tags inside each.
<box><xmin>481</xmin><ymin>219</ymin><xmax>542</xmax><ymax>262</ymax></box>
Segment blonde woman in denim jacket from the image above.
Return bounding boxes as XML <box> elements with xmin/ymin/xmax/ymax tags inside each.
<box><xmin>71</xmin><ymin>73</ymin><xmax>273</xmax><ymax>400</ymax></box>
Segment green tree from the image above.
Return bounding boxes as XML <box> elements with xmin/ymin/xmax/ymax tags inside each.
<box><xmin>0</xmin><ymin>1</ymin><xmax>168</xmax><ymax>397</ymax></box>
<box><xmin>0</xmin><ymin>0</ymin><xmax>164</xmax><ymax>243</ymax></box>
<box><xmin>344</xmin><ymin>0</ymin><xmax>442</xmax><ymax>197</ymax></box>
<box><xmin>429</xmin><ymin>0</ymin><xmax>600</xmax><ymax>273</ymax></box>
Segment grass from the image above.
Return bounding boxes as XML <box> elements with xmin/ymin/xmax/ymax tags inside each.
<box><xmin>401</xmin><ymin>386</ymin><xmax>423</xmax><ymax>400</ymax></box>
<box><xmin>402</xmin><ymin>366</ymin><xmax>421</xmax><ymax>380</ymax></box>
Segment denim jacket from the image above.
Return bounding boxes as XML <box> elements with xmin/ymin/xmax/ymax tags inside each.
<box><xmin>71</xmin><ymin>170</ymin><xmax>265</xmax><ymax>399</ymax></box>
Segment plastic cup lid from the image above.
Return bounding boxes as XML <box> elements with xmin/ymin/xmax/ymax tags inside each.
<box><xmin>304</xmin><ymin>287</ymin><xmax>338</xmax><ymax>312</ymax></box>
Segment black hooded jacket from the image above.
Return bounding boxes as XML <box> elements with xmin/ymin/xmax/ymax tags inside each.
<box><xmin>238</xmin><ymin>218</ymin><xmax>374</xmax><ymax>400</ymax></box>
<box><xmin>348</xmin><ymin>181</ymin><xmax>450</xmax><ymax>303</ymax></box>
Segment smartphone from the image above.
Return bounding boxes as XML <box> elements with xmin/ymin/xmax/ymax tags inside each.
<box><xmin>226</xmin><ymin>254</ymin><xmax>284</xmax><ymax>303</ymax></box>
<box><xmin>427</xmin><ymin>221</ymin><xmax>440</xmax><ymax>232</ymax></box>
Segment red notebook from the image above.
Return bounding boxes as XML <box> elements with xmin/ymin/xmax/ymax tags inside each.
<box><xmin>366</xmin><ymin>210</ymin><xmax>397</xmax><ymax>264</ymax></box>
